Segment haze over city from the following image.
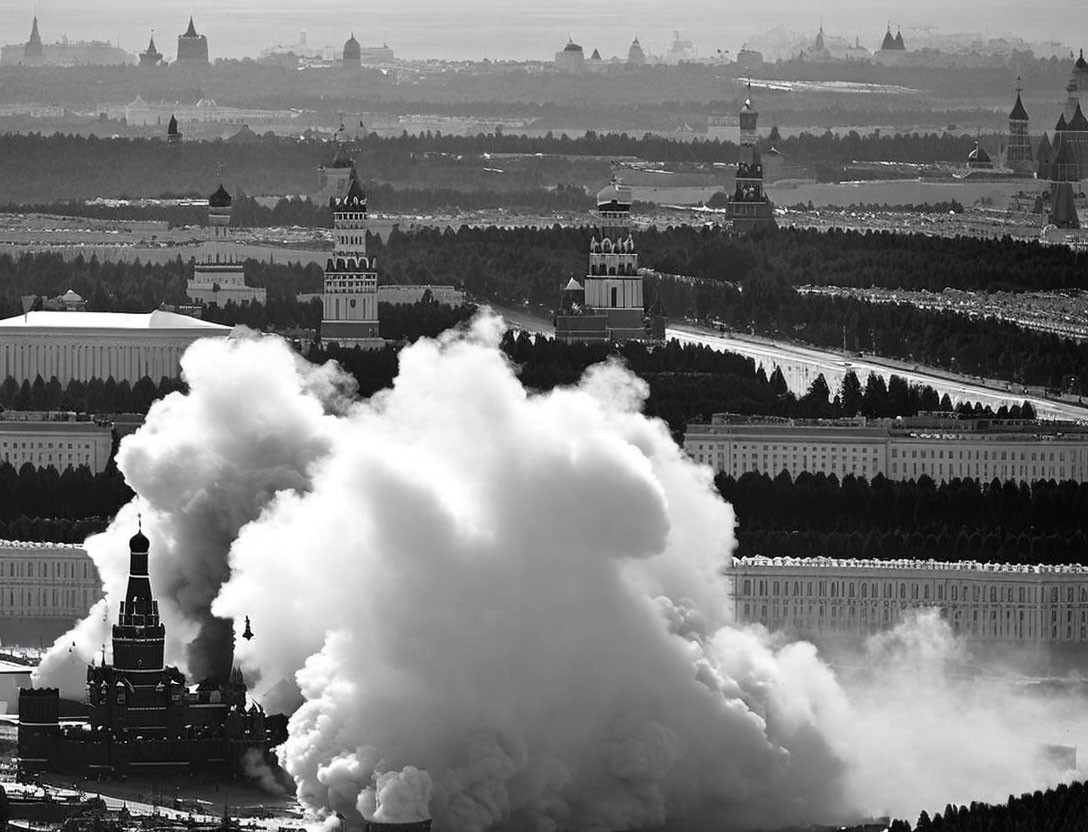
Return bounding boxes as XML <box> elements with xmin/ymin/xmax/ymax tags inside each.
<box><xmin>7</xmin><ymin>0</ymin><xmax>1088</xmax><ymax>60</ymax></box>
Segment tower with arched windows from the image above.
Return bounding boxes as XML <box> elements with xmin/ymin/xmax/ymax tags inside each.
<box><xmin>554</xmin><ymin>177</ymin><xmax>664</xmax><ymax>343</ymax></box>
<box><xmin>188</xmin><ymin>181</ymin><xmax>265</xmax><ymax>307</ymax></box>
<box><xmin>725</xmin><ymin>84</ymin><xmax>777</xmax><ymax>233</ymax></box>
<box><xmin>321</xmin><ymin>169</ymin><xmax>383</xmax><ymax>347</ymax></box>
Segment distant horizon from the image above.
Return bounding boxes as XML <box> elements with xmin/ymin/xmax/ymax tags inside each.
<box><xmin>3</xmin><ymin>1</ymin><xmax>1087</xmax><ymax>63</ymax></box>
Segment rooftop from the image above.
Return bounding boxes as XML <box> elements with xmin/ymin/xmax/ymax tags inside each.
<box><xmin>0</xmin><ymin>310</ymin><xmax>231</xmax><ymax>332</ymax></box>
<box><xmin>732</xmin><ymin>555</ymin><xmax>1088</xmax><ymax>575</ymax></box>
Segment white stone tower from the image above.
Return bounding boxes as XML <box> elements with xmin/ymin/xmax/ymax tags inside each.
<box><xmin>321</xmin><ymin>169</ymin><xmax>382</xmax><ymax>347</ymax></box>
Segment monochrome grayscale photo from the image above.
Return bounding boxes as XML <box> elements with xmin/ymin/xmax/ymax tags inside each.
<box><xmin>0</xmin><ymin>2</ymin><xmax>1086</xmax><ymax>831</ymax></box>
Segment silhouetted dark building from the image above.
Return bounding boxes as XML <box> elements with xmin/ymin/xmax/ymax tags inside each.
<box><xmin>139</xmin><ymin>34</ymin><xmax>162</xmax><ymax>67</ymax></box>
<box><xmin>24</xmin><ymin>16</ymin><xmax>43</xmax><ymax>63</ymax></box>
<box><xmin>726</xmin><ymin>83</ymin><xmax>777</xmax><ymax>232</ymax></box>
<box><xmin>343</xmin><ymin>32</ymin><xmax>361</xmax><ymax>67</ymax></box>
<box><xmin>176</xmin><ymin>17</ymin><xmax>209</xmax><ymax>65</ymax></box>
<box><xmin>18</xmin><ymin>527</ymin><xmax>280</xmax><ymax>777</ymax></box>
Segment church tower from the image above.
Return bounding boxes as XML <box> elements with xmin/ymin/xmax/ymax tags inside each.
<box><xmin>24</xmin><ymin>17</ymin><xmax>44</xmax><ymax>63</ymax></box>
<box><xmin>1006</xmin><ymin>78</ymin><xmax>1033</xmax><ymax>174</ymax></box>
<box><xmin>554</xmin><ymin>176</ymin><xmax>663</xmax><ymax>343</ymax></box>
<box><xmin>187</xmin><ymin>181</ymin><xmax>265</xmax><ymax>306</ymax></box>
<box><xmin>110</xmin><ymin>526</ymin><xmax>166</xmax><ymax>685</ymax></box>
<box><xmin>321</xmin><ymin>169</ymin><xmax>383</xmax><ymax>347</ymax></box>
<box><xmin>726</xmin><ymin>83</ymin><xmax>777</xmax><ymax>232</ymax></box>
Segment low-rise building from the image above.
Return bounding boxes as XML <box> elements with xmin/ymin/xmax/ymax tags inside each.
<box><xmin>0</xmin><ymin>412</ymin><xmax>113</xmax><ymax>473</ymax></box>
<box><xmin>684</xmin><ymin>413</ymin><xmax>1088</xmax><ymax>484</ymax></box>
<box><xmin>0</xmin><ymin>540</ymin><xmax>103</xmax><ymax>646</ymax></box>
<box><xmin>377</xmin><ymin>285</ymin><xmax>466</xmax><ymax>306</ymax></box>
<box><xmin>731</xmin><ymin>555</ymin><xmax>1088</xmax><ymax>643</ymax></box>
<box><xmin>0</xmin><ymin>310</ymin><xmax>233</xmax><ymax>385</ymax></box>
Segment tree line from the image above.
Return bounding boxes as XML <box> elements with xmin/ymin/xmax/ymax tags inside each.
<box><xmin>890</xmin><ymin>780</ymin><xmax>1088</xmax><ymax>832</ymax></box>
<box><xmin>723</xmin><ymin>471</ymin><xmax>1088</xmax><ymax>566</ymax></box>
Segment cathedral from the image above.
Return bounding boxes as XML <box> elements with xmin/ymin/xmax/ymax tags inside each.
<box><xmin>18</xmin><ymin>527</ymin><xmax>283</xmax><ymax>776</ymax></box>
<box><xmin>725</xmin><ymin>84</ymin><xmax>777</xmax><ymax>233</ymax></box>
<box><xmin>554</xmin><ymin>177</ymin><xmax>665</xmax><ymax>343</ymax></box>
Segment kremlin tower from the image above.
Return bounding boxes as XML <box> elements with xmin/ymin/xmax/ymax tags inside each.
<box><xmin>24</xmin><ymin>17</ymin><xmax>43</xmax><ymax>64</ymax></box>
<box><xmin>1051</xmin><ymin>51</ymin><xmax>1088</xmax><ymax>181</ymax></box>
<box><xmin>554</xmin><ymin>176</ymin><xmax>664</xmax><ymax>343</ymax></box>
<box><xmin>320</xmin><ymin>165</ymin><xmax>383</xmax><ymax>348</ymax></box>
<box><xmin>725</xmin><ymin>83</ymin><xmax>777</xmax><ymax>233</ymax></box>
<box><xmin>344</xmin><ymin>33</ymin><xmax>362</xmax><ymax>67</ymax></box>
<box><xmin>18</xmin><ymin>526</ymin><xmax>281</xmax><ymax>776</ymax></box>
<box><xmin>1006</xmin><ymin>78</ymin><xmax>1034</xmax><ymax>174</ymax></box>
<box><xmin>187</xmin><ymin>180</ymin><xmax>265</xmax><ymax>307</ymax></box>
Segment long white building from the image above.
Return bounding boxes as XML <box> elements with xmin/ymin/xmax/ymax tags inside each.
<box><xmin>0</xmin><ymin>540</ymin><xmax>103</xmax><ymax>646</ymax></box>
<box><xmin>0</xmin><ymin>413</ymin><xmax>113</xmax><ymax>473</ymax></box>
<box><xmin>0</xmin><ymin>310</ymin><xmax>232</xmax><ymax>385</ymax></box>
<box><xmin>731</xmin><ymin>555</ymin><xmax>1088</xmax><ymax>643</ymax></box>
<box><xmin>685</xmin><ymin>414</ymin><xmax>1088</xmax><ymax>484</ymax></box>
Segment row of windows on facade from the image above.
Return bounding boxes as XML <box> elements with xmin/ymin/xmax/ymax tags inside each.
<box><xmin>0</xmin><ymin>558</ymin><xmax>95</xmax><ymax>580</ymax></box>
<box><xmin>326</xmin><ymin>279</ymin><xmax>377</xmax><ymax>290</ymax></box>
<box><xmin>741</xmin><ymin>602</ymin><xmax>1088</xmax><ymax>642</ymax></box>
<box><xmin>2</xmin><ymin>452</ymin><xmax>94</xmax><ymax>468</ymax></box>
<box><xmin>0</xmin><ymin>587</ymin><xmax>95</xmax><ymax>613</ymax></box>
<box><xmin>740</xmin><ymin>578</ymin><xmax>1088</xmax><ymax>604</ymax></box>
<box><xmin>589</xmin><ymin>265</ymin><xmax>638</xmax><ymax>276</ymax></box>
<box><xmin>692</xmin><ymin>442</ymin><xmax>1074</xmax><ymax>463</ymax></box>
<box><xmin>1</xmin><ymin>441</ymin><xmax>96</xmax><ymax>450</ymax></box>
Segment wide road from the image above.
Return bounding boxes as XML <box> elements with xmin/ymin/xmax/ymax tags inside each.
<box><xmin>495</xmin><ymin>307</ymin><xmax>1088</xmax><ymax>422</ymax></box>
<box><xmin>667</xmin><ymin>324</ymin><xmax>1088</xmax><ymax>421</ymax></box>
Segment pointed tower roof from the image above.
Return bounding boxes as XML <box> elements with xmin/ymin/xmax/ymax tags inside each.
<box><xmin>1009</xmin><ymin>79</ymin><xmax>1029</xmax><ymax>121</ymax></box>
<box><xmin>183</xmin><ymin>16</ymin><xmax>199</xmax><ymax>38</ymax></box>
<box><xmin>1076</xmin><ymin>49</ymin><xmax>1088</xmax><ymax>71</ymax></box>
<box><xmin>208</xmin><ymin>182</ymin><xmax>232</xmax><ymax>208</ymax></box>
<box><xmin>29</xmin><ymin>16</ymin><xmax>41</xmax><ymax>44</ymax></box>
<box><xmin>881</xmin><ymin>27</ymin><xmax>896</xmax><ymax>50</ymax></box>
<box><xmin>1069</xmin><ymin>102</ymin><xmax>1088</xmax><ymax>131</ymax></box>
<box><xmin>893</xmin><ymin>29</ymin><xmax>905</xmax><ymax>50</ymax></box>
<box><xmin>167</xmin><ymin>114</ymin><xmax>179</xmax><ymax>135</ymax></box>
<box><xmin>148</xmin><ymin>35</ymin><xmax>157</xmax><ymax>52</ymax></box>
<box><xmin>1036</xmin><ymin>132</ymin><xmax>1052</xmax><ymax>163</ymax></box>
<box><xmin>1056</xmin><ymin>112</ymin><xmax>1068</xmax><ymax>132</ymax></box>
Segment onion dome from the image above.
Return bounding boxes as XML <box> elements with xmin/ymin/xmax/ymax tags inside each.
<box><xmin>1068</xmin><ymin>103</ymin><xmax>1088</xmax><ymax>131</ymax></box>
<box><xmin>129</xmin><ymin>527</ymin><xmax>150</xmax><ymax>554</ymax></box>
<box><xmin>208</xmin><ymin>182</ymin><xmax>232</xmax><ymax>208</ymax></box>
<box><xmin>597</xmin><ymin>178</ymin><xmax>632</xmax><ymax>209</ymax></box>
<box><xmin>344</xmin><ymin>32</ymin><xmax>361</xmax><ymax>61</ymax></box>
<box><xmin>1009</xmin><ymin>92</ymin><xmax>1029</xmax><ymax>122</ymax></box>
<box><xmin>183</xmin><ymin>16</ymin><xmax>199</xmax><ymax>38</ymax></box>
<box><xmin>1077</xmin><ymin>49</ymin><xmax>1087</xmax><ymax>71</ymax></box>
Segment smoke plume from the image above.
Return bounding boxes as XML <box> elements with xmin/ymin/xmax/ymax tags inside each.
<box><xmin>39</xmin><ymin>313</ymin><xmax>1088</xmax><ymax>830</ymax></box>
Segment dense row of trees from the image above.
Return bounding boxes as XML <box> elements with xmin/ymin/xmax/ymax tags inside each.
<box><xmin>0</xmin><ymin>462</ymin><xmax>132</xmax><ymax>522</ymax></box>
<box><xmin>0</xmin><ymin>129</ymin><xmax>1002</xmax><ymax>204</ymax></box>
<box><xmin>0</xmin><ymin>375</ymin><xmax>185</xmax><ymax>414</ymax></box>
<box><xmin>891</xmin><ymin>781</ymin><xmax>1088</xmax><ymax>832</ymax></box>
<box><xmin>722</xmin><ymin>471</ymin><xmax>1088</xmax><ymax>565</ymax></box>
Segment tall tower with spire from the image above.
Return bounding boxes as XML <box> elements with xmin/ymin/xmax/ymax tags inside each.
<box><xmin>316</xmin><ymin>121</ymin><xmax>357</xmax><ymax>202</ymax></box>
<box><xmin>139</xmin><ymin>33</ymin><xmax>163</xmax><ymax>67</ymax></box>
<box><xmin>176</xmin><ymin>16</ymin><xmax>209</xmax><ymax>65</ymax></box>
<box><xmin>321</xmin><ymin>169</ymin><xmax>383</xmax><ymax>348</ymax></box>
<box><xmin>1006</xmin><ymin>78</ymin><xmax>1033</xmax><ymax>174</ymax></box>
<box><xmin>725</xmin><ymin>83</ymin><xmax>777</xmax><ymax>233</ymax></box>
<box><xmin>1053</xmin><ymin>51</ymin><xmax>1088</xmax><ymax>181</ymax></box>
<box><xmin>24</xmin><ymin>17</ymin><xmax>44</xmax><ymax>63</ymax></box>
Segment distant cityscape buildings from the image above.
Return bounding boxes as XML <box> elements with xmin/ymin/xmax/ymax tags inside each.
<box><xmin>138</xmin><ymin>34</ymin><xmax>162</xmax><ymax>67</ymax></box>
<box><xmin>555</xmin><ymin>37</ymin><xmax>584</xmax><ymax>72</ymax></box>
<box><xmin>1</xmin><ymin>16</ymin><xmax>131</xmax><ymax>67</ymax></box>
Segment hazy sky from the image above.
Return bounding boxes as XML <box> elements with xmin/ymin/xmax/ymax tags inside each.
<box><xmin>8</xmin><ymin>0</ymin><xmax>1088</xmax><ymax>61</ymax></box>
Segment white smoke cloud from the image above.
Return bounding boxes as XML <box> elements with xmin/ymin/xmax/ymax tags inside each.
<box><xmin>38</xmin><ymin>312</ymin><xmax>1088</xmax><ymax>831</ymax></box>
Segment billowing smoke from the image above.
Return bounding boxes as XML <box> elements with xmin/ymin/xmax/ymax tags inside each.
<box><xmin>38</xmin><ymin>313</ymin><xmax>1088</xmax><ymax>830</ymax></box>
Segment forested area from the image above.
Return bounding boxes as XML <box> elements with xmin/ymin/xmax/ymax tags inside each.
<box><xmin>890</xmin><ymin>781</ymin><xmax>1088</xmax><ymax>832</ymax></box>
<box><xmin>0</xmin><ymin>129</ymin><xmax>990</xmax><ymax>203</ymax></box>
<box><xmin>725</xmin><ymin>471</ymin><xmax>1088</xmax><ymax>565</ymax></box>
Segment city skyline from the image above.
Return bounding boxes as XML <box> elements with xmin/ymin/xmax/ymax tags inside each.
<box><xmin>2</xmin><ymin>0</ymin><xmax>1086</xmax><ymax>62</ymax></box>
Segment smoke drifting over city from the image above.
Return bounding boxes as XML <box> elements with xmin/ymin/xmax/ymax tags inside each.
<box><xmin>36</xmin><ymin>315</ymin><xmax>1088</xmax><ymax>830</ymax></box>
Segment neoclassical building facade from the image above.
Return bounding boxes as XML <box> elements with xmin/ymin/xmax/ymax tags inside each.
<box><xmin>731</xmin><ymin>556</ymin><xmax>1088</xmax><ymax>643</ymax></box>
<box><xmin>0</xmin><ymin>310</ymin><xmax>232</xmax><ymax>385</ymax></box>
<box><xmin>0</xmin><ymin>539</ymin><xmax>102</xmax><ymax>626</ymax></box>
